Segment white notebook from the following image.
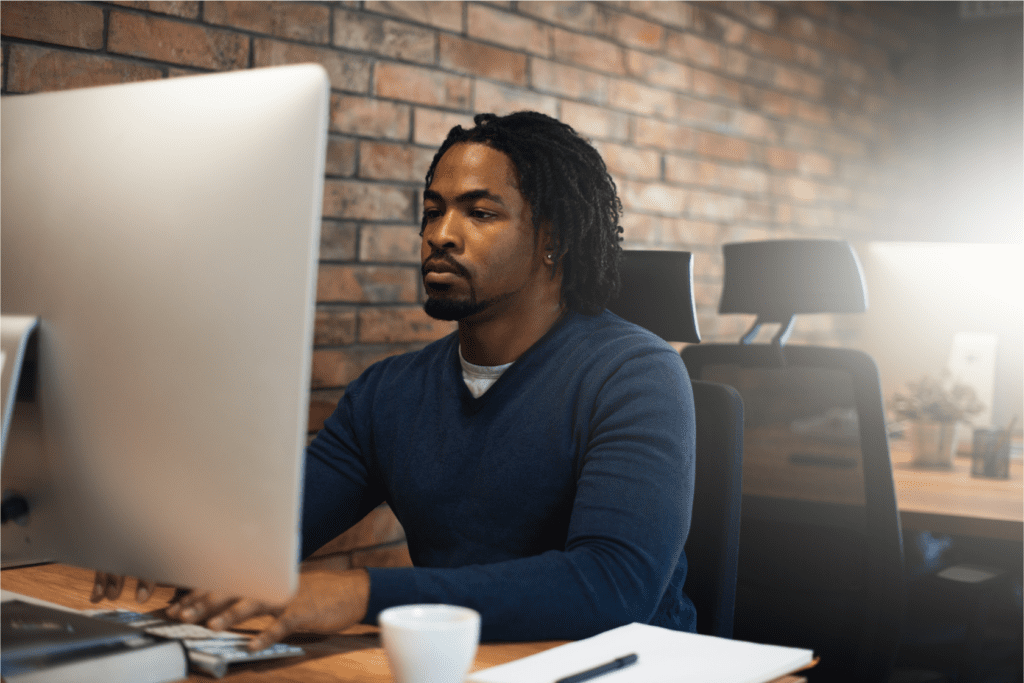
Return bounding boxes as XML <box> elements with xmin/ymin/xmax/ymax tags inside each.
<box><xmin>468</xmin><ymin>622</ymin><xmax>814</xmax><ymax>683</ymax></box>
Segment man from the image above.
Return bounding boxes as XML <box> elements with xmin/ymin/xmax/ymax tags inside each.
<box><xmin>94</xmin><ymin>111</ymin><xmax>696</xmax><ymax>648</ymax></box>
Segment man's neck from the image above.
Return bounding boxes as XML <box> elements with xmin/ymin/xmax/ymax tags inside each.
<box><xmin>457</xmin><ymin>297</ymin><xmax>566</xmax><ymax>366</ymax></box>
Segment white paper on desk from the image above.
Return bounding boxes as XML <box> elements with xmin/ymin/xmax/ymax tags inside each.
<box><xmin>468</xmin><ymin>623</ymin><xmax>813</xmax><ymax>683</ymax></box>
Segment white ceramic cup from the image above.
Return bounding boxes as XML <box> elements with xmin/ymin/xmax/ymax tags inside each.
<box><xmin>379</xmin><ymin>604</ymin><xmax>481</xmax><ymax>683</ymax></box>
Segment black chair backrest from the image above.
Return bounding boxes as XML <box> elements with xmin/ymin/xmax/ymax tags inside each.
<box><xmin>682</xmin><ymin>239</ymin><xmax>904</xmax><ymax>682</ymax></box>
<box><xmin>606</xmin><ymin>250</ymin><xmax>700</xmax><ymax>344</ymax></box>
<box><xmin>686</xmin><ymin>379</ymin><xmax>744</xmax><ymax>639</ymax></box>
<box><xmin>609</xmin><ymin>249</ymin><xmax>744</xmax><ymax>639</ymax></box>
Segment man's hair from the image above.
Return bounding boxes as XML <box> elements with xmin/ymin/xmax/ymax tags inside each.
<box><xmin>423</xmin><ymin>111</ymin><xmax>623</xmax><ymax>315</ymax></box>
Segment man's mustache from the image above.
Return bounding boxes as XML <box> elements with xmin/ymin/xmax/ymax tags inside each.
<box><xmin>422</xmin><ymin>252</ymin><xmax>470</xmax><ymax>279</ymax></box>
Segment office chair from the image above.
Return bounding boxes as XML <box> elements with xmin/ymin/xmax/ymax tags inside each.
<box><xmin>607</xmin><ymin>249</ymin><xmax>745</xmax><ymax>639</ymax></box>
<box><xmin>681</xmin><ymin>239</ymin><xmax>905</xmax><ymax>681</ymax></box>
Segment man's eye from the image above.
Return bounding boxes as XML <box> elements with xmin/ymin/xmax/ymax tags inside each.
<box><xmin>423</xmin><ymin>209</ymin><xmax>441</xmax><ymax>221</ymax></box>
<box><xmin>470</xmin><ymin>209</ymin><xmax>494</xmax><ymax>219</ymax></box>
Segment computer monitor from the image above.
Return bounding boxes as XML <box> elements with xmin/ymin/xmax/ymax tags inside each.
<box><xmin>1</xmin><ymin>64</ymin><xmax>329</xmax><ymax>604</ymax></box>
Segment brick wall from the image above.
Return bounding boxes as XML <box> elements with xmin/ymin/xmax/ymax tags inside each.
<box><xmin>1</xmin><ymin>1</ymin><xmax>943</xmax><ymax>569</ymax></box>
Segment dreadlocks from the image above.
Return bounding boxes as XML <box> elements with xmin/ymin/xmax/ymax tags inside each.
<box><xmin>422</xmin><ymin>111</ymin><xmax>623</xmax><ymax>315</ymax></box>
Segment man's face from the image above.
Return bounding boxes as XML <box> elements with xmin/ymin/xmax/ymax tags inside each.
<box><xmin>421</xmin><ymin>142</ymin><xmax>546</xmax><ymax>322</ymax></box>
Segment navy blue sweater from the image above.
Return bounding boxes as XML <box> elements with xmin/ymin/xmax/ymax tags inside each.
<box><xmin>302</xmin><ymin>310</ymin><xmax>696</xmax><ymax>641</ymax></box>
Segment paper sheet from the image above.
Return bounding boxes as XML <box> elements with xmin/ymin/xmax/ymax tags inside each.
<box><xmin>468</xmin><ymin>623</ymin><xmax>813</xmax><ymax>683</ymax></box>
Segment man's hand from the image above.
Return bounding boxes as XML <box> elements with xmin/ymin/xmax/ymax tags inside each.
<box><xmin>91</xmin><ymin>572</ymin><xmax>158</xmax><ymax>603</ymax></box>
<box><xmin>165</xmin><ymin>568</ymin><xmax>371</xmax><ymax>651</ymax></box>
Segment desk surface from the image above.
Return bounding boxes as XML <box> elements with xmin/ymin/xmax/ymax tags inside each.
<box><xmin>1</xmin><ymin>563</ymin><xmax>806</xmax><ymax>683</ymax></box>
<box><xmin>890</xmin><ymin>440</ymin><xmax>1023</xmax><ymax>542</ymax></box>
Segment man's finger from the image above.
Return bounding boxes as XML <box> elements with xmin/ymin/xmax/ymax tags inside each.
<box><xmin>90</xmin><ymin>572</ymin><xmax>108</xmax><ymax>602</ymax></box>
<box><xmin>206</xmin><ymin>599</ymin><xmax>274</xmax><ymax>633</ymax></box>
<box><xmin>248</xmin><ymin>613</ymin><xmax>294</xmax><ymax>652</ymax></box>
<box><xmin>135</xmin><ymin>579</ymin><xmax>157</xmax><ymax>603</ymax></box>
<box><xmin>103</xmin><ymin>574</ymin><xmax>125</xmax><ymax>601</ymax></box>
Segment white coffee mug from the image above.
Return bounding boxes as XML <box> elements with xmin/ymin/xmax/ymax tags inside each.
<box><xmin>379</xmin><ymin>604</ymin><xmax>481</xmax><ymax>683</ymax></box>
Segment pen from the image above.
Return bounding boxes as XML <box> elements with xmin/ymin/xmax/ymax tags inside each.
<box><xmin>554</xmin><ymin>653</ymin><xmax>639</xmax><ymax>683</ymax></box>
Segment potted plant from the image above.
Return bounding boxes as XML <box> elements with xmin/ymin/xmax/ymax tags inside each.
<box><xmin>890</xmin><ymin>373</ymin><xmax>985</xmax><ymax>467</ymax></box>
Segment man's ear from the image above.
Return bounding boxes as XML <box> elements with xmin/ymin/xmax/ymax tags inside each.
<box><xmin>539</xmin><ymin>224</ymin><xmax>557</xmax><ymax>265</ymax></box>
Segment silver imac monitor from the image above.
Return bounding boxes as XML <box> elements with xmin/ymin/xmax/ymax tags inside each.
<box><xmin>1</xmin><ymin>64</ymin><xmax>329</xmax><ymax>604</ymax></box>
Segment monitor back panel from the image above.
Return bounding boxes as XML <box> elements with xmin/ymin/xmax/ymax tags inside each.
<box><xmin>1</xmin><ymin>65</ymin><xmax>329</xmax><ymax>603</ymax></box>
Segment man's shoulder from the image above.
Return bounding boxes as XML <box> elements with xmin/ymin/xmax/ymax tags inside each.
<box><xmin>349</xmin><ymin>331</ymin><xmax>457</xmax><ymax>391</ymax></box>
<box><xmin>564</xmin><ymin>309</ymin><xmax>679</xmax><ymax>355</ymax></box>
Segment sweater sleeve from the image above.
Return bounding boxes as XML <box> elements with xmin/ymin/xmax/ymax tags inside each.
<box><xmin>300</xmin><ymin>373</ymin><xmax>388</xmax><ymax>559</ymax></box>
<box><xmin>363</xmin><ymin>346</ymin><xmax>696</xmax><ymax>641</ymax></box>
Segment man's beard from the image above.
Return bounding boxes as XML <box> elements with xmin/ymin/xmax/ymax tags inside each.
<box><xmin>423</xmin><ymin>294</ymin><xmax>490</xmax><ymax>321</ymax></box>
<box><xmin>424</xmin><ymin>291</ymin><xmax>514</xmax><ymax>321</ymax></box>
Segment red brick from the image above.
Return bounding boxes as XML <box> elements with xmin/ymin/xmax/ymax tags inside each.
<box><xmin>320</xmin><ymin>220</ymin><xmax>358</xmax><ymax>261</ymax></box>
<box><xmin>330</xmin><ymin>94</ymin><xmax>410</xmax><ymax>140</ymax></box>
<box><xmin>696</xmin><ymin>132</ymin><xmax>751</xmax><ymax>163</ymax></box>
<box><xmin>467</xmin><ymin>4</ymin><xmax>551</xmax><ymax>56</ymax></box>
<box><xmin>308</xmin><ymin>389</ymin><xmax>343</xmax><ymax>432</ymax></box>
<box><xmin>473</xmin><ymin>80</ymin><xmax>558</xmax><ymax>118</ymax></box>
<box><xmin>519</xmin><ymin>2</ymin><xmax>602</xmax><ymax>33</ymax></box>
<box><xmin>823</xmin><ymin>27</ymin><xmax>860</xmax><ymax>57</ymax></box>
<box><xmin>6</xmin><ymin>45</ymin><xmax>163</xmax><ymax>93</ymax></box>
<box><xmin>108</xmin><ymin>2</ymin><xmax>200</xmax><ymax>18</ymax></box>
<box><xmin>317</xmin><ymin>264</ymin><xmax>420</xmax><ymax>303</ymax></box>
<box><xmin>607</xmin><ymin>12</ymin><xmax>664</xmax><ymax>49</ymax></box>
<box><xmin>799</xmin><ymin>152</ymin><xmax>835</xmax><ymax>178</ymax></box>
<box><xmin>746</xmin><ymin>30</ymin><xmax>796</xmax><ymax>62</ymax></box>
<box><xmin>608</xmin><ymin>78</ymin><xmax>674</xmax><ymax>117</ymax></box>
<box><xmin>253</xmin><ymin>38</ymin><xmax>371</xmax><ymax>92</ymax></box>
<box><xmin>559</xmin><ymin>101</ymin><xmax>629</xmax><ymax>141</ymax></box>
<box><xmin>722</xmin><ymin>2</ymin><xmax>778</xmax><ymax>30</ymax></box>
<box><xmin>358</xmin><ymin>141</ymin><xmax>434</xmax><ymax>183</ymax></box>
<box><xmin>688</xmin><ymin>191</ymin><xmax>746</xmax><ymax>221</ymax></box>
<box><xmin>746</xmin><ymin>87</ymin><xmax>795</xmax><ymax>118</ymax></box>
<box><xmin>666</xmin><ymin>32</ymin><xmax>721</xmax><ymax>69</ymax></box>
<box><xmin>325</xmin><ymin>137</ymin><xmax>358</xmax><ymax>178</ymax></box>
<box><xmin>108</xmin><ymin>11</ymin><xmax>248</xmax><ymax>70</ymax></box>
<box><xmin>627</xmin><ymin>2</ymin><xmax>692</xmax><ymax>29</ymax></box>
<box><xmin>634</xmin><ymin>118</ymin><xmax>696</xmax><ymax>152</ymax></box>
<box><xmin>691</xmin><ymin>69</ymin><xmax>742</xmax><ymax>103</ymax></box>
<box><xmin>350</xmin><ymin>543</ymin><xmax>413</xmax><ymax>568</ymax></box>
<box><xmin>364</xmin><ymin>0</ymin><xmax>462</xmax><ymax>32</ymax></box>
<box><xmin>333</xmin><ymin>9</ymin><xmax>435</xmax><ymax>64</ymax></box>
<box><xmin>553</xmin><ymin>28</ymin><xmax>625</xmax><ymax>75</ymax></box>
<box><xmin>375</xmin><ymin>63</ymin><xmax>471</xmax><ymax>109</ymax></box>
<box><xmin>205</xmin><ymin>1</ymin><xmax>330</xmax><ymax>43</ymax></box>
<box><xmin>439</xmin><ymin>34</ymin><xmax>527</xmax><ymax>86</ymax></box>
<box><xmin>764</xmin><ymin>146</ymin><xmax>799</xmax><ymax>171</ymax></box>
<box><xmin>315</xmin><ymin>306</ymin><xmax>358</xmax><ymax>346</ymax></box>
<box><xmin>619</xmin><ymin>180</ymin><xmax>689</xmax><ymax>215</ymax></box>
<box><xmin>1</xmin><ymin>2</ymin><xmax>104</xmax><ymax>49</ymax></box>
<box><xmin>311</xmin><ymin>345</ymin><xmax>405</xmax><ymax>388</ymax></box>
<box><xmin>626</xmin><ymin>51</ymin><xmax>691</xmax><ymax>92</ymax></box>
<box><xmin>322</xmin><ymin>180</ymin><xmax>414</xmax><ymax>222</ymax></box>
<box><xmin>309</xmin><ymin>505</ymin><xmax>406</xmax><ymax>556</ymax></box>
<box><xmin>593</xmin><ymin>142</ymin><xmax>660</xmax><ymax>180</ymax></box>
<box><xmin>531</xmin><ymin>58</ymin><xmax>608</xmax><ymax>104</ymax></box>
<box><xmin>664</xmin><ymin>156</ymin><xmax>708</xmax><ymax>186</ymax></box>
<box><xmin>619</xmin><ymin>213</ymin><xmax>661</xmax><ymax>243</ymax></box>
<box><xmin>663</xmin><ymin>218</ymin><xmax>720</xmax><ymax>246</ymax></box>
<box><xmin>778</xmin><ymin>13</ymin><xmax>819</xmax><ymax>42</ymax></box>
<box><xmin>413</xmin><ymin>108</ymin><xmax>475</xmax><ymax>147</ymax></box>
<box><xmin>360</xmin><ymin>225</ymin><xmax>422</xmax><ymax>265</ymax></box>
<box><xmin>734</xmin><ymin>110</ymin><xmax>777</xmax><ymax>143</ymax></box>
<box><xmin>359</xmin><ymin>307</ymin><xmax>455</xmax><ymax>343</ymax></box>
<box><xmin>795</xmin><ymin>101</ymin><xmax>832</xmax><ymax>127</ymax></box>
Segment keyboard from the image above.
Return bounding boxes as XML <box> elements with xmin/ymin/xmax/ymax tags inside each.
<box><xmin>86</xmin><ymin>609</ymin><xmax>304</xmax><ymax>679</ymax></box>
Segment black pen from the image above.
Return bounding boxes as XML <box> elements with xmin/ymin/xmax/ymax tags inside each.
<box><xmin>554</xmin><ymin>653</ymin><xmax>639</xmax><ymax>683</ymax></box>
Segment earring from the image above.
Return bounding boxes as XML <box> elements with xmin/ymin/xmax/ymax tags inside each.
<box><xmin>546</xmin><ymin>253</ymin><xmax>554</xmax><ymax>261</ymax></box>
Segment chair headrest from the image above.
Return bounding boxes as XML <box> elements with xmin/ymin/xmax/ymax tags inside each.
<box><xmin>719</xmin><ymin>239</ymin><xmax>867</xmax><ymax>322</ymax></box>
<box><xmin>607</xmin><ymin>250</ymin><xmax>701</xmax><ymax>343</ymax></box>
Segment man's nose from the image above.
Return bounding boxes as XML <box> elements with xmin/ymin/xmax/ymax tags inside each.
<box><xmin>425</xmin><ymin>210</ymin><xmax>461</xmax><ymax>251</ymax></box>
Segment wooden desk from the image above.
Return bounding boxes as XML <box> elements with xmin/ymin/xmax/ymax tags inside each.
<box><xmin>1</xmin><ymin>563</ymin><xmax>806</xmax><ymax>683</ymax></box>
<box><xmin>891</xmin><ymin>440</ymin><xmax>1023</xmax><ymax>542</ymax></box>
